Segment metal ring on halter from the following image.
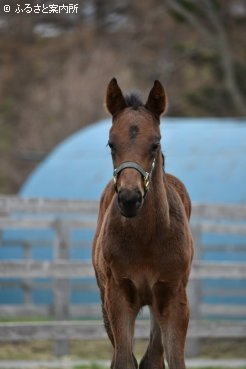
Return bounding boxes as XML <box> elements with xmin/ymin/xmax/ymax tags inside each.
<box><xmin>113</xmin><ymin>158</ymin><xmax>156</xmax><ymax>196</ymax></box>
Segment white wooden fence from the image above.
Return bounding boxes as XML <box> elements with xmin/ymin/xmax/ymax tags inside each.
<box><xmin>0</xmin><ymin>196</ymin><xmax>246</xmax><ymax>357</ymax></box>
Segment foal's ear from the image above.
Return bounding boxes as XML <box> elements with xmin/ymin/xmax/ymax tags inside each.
<box><xmin>145</xmin><ymin>80</ymin><xmax>167</xmax><ymax>119</ymax></box>
<box><xmin>106</xmin><ymin>78</ymin><xmax>127</xmax><ymax>117</ymax></box>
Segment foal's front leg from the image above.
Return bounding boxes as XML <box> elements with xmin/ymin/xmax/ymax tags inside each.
<box><xmin>153</xmin><ymin>283</ymin><xmax>189</xmax><ymax>369</ymax></box>
<box><xmin>105</xmin><ymin>277</ymin><xmax>139</xmax><ymax>369</ymax></box>
<box><xmin>139</xmin><ymin>307</ymin><xmax>165</xmax><ymax>369</ymax></box>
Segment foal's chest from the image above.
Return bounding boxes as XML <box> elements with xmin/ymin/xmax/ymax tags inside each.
<box><xmin>102</xmin><ymin>203</ymin><xmax>190</xmax><ymax>294</ymax></box>
<box><xmin>108</xmin><ymin>238</ymin><xmax>184</xmax><ymax>288</ymax></box>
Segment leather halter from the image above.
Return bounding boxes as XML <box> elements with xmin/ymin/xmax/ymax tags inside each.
<box><xmin>113</xmin><ymin>158</ymin><xmax>156</xmax><ymax>197</ymax></box>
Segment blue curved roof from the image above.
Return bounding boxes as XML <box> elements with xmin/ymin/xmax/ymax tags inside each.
<box><xmin>20</xmin><ymin>118</ymin><xmax>246</xmax><ymax>203</ymax></box>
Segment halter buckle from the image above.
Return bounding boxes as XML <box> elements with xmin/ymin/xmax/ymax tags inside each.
<box><xmin>143</xmin><ymin>173</ymin><xmax>150</xmax><ymax>192</ymax></box>
<box><xmin>113</xmin><ymin>171</ymin><xmax>117</xmax><ymax>188</ymax></box>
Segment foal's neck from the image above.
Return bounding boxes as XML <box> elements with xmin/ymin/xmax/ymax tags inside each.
<box><xmin>143</xmin><ymin>150</ymin><xmax>170</xmax><ymax>228</ymax></box>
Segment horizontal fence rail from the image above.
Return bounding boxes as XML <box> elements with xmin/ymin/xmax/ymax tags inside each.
<box><xmin>1</xmin><ymin>196</ymin><xmax>246</xmax><ymax>218</ymax></box>
<box><xmin>0</xmin><ymin>218</ymin><xmax>96</xmax><ymax>230</ymax></box>
<box><xmin>191</xmin><ymin>202</ymin><xmax>246</xmax><ymax>220</ymax></box>
<box><xmin>0</xmin><ymin>196</ymin><xmax>99</xmax><ymax>215</ymax></box>
<box><xmin>0</xmin><ymin>261</ymin><xmax>94</xmax><ymax>278</ymax></box>
<box><xmin>0</xmin><ymin>320</ymin><xmax>246</xmax><ymax>342</ymax></box>
<box><xmin>1</xmin><ymin>196</ymin><xmax>246</xmax><ymax>216</ymax></box>
<box><xmin>0</xmin><ymin>260</ymin><xmax>246</xmax><ymax>279</ymax></box>
<box><xmin>0</xmin><ymin>303</ymin><xmax>246</xmax><ymax>320</ymax></box>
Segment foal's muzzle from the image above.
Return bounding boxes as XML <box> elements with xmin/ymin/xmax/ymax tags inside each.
<box><xmin>117</xmin><ymin>188</ymin><xmax>143</xmax><ymax>218</ymax></box>
<box><xmin>113</xmin><ymin>159</ymin><xmax>156</xmax><ymax>218</ymax></box>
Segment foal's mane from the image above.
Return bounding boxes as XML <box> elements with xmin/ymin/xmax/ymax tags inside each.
<box><xmin>125</xmin><ymin>93</ymin><xmax>143</xmax><ymax>110</ymax></box>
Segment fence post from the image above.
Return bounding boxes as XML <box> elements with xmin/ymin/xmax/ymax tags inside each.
<box><xmin>23</xmin><ymin>241</ymin><xmax>32</xmax><ymax>305</ymax></box>
<box><xmin>186</xmin><ymin>224</ymin><xmax>202</xmax><ymax>357</ymax></box>
<box><xmin>53</xmin><ymin>219</ymin><xmax>70</xmax><ymax>357</ymax></box>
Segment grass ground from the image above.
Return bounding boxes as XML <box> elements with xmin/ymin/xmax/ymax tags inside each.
<box><xmin>0</xmin><ymin>362</ymin><xmax>245</xmax><ymax>369</ymax></box>
<box><xmin>1</xmin><ymin>338</ymin><xmax>246</xmax><ymax>361</ymax></box>
<box><xmin>0</xmin><ymin>338</ymin><xmax>246</xmax><ymax>369</ymax></box>
<box><xmin>0</xmin><ymin>317</ymin><xmax>245</xmax><ymax>369</ymax></box>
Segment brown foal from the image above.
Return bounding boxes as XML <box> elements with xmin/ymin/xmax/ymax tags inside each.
<box><xmin>92</xmin><ymin>78</ymin><xmax>194</xmax><ymax>369</ymax></box>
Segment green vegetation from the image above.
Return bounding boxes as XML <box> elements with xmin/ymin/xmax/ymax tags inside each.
<box><xmin>0</xmin><ymin>338</ymin><xmax>246</xmax><ymax>361</ymax></box>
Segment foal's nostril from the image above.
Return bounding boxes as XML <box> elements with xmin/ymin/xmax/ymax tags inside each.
<box><xmin>135</xmin><ymin>190</ymin><xmax>142</xmax><ymax>207</ymax></box>
<box><xmin>117</xmin><ymin>189</ymin><xmax>124</xmax><ymax>205</ymax></box>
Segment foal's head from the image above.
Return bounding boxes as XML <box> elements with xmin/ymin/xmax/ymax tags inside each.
<box><xmin>106</xmin><ymin>78</ymin><xmax>167</xmax><ymax>218</ymax></box>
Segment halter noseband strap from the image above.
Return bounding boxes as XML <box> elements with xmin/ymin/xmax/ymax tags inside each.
<box><xmin>113</xmin><ymin>158</ymin><xmax>156</xmax><ymax>196</ymax></box>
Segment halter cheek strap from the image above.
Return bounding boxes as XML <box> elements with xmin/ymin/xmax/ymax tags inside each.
<box><xmin>113</xmin><ymin>158</ymin><xmax>156</xmax><ymax>196</ymax></box>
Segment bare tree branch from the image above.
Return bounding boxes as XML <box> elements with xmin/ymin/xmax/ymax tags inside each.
<box><xmin>165</xmin><ymin>0</ymin><xmax>215</xmax><ymax>45</ymax></box>
<box><xmin>202</xmin><ymin>0</ymin><xmax>246</xmax><ymax>115</ymax></box>
<box><xmin>165</xmin><ymin>0</ymin><xmax>246</xmax><ymax>116</ymax></box>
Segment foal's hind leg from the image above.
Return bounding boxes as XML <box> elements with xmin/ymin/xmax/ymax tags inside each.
<box><xmin>139</xmin><ymin>307</ymin><xmax>165</xmax><ymax>369</ymax></box>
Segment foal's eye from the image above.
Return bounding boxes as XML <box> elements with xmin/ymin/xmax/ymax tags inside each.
<box><xmin>107</xmin><ymin>141</ymin><xmax>115</xmax><ymax>152</ymax></box>
<box><xmin>150</xmin><ymin>142</ymin><xmax>160</xmax><ymax>152</ymax></box>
